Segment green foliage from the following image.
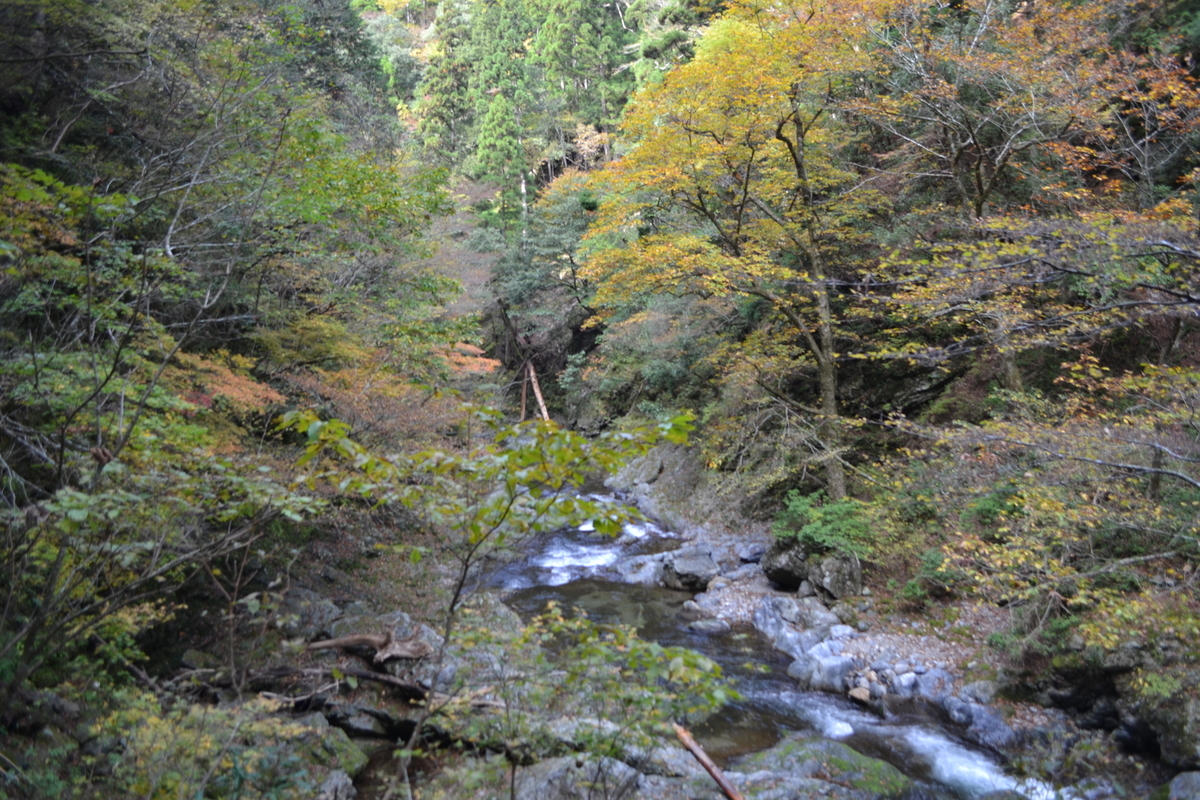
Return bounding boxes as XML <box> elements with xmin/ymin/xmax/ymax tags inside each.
<box><xmin>772</xmin><ymin>491</ymin><xmax>873</xmax><ymax>559</ymax></box>
<box><xmin>450</xmin><ymin>603</ymin><xmax>733</xmax><ymax>763</ymax></box>
<box><xmin>280</xmin><ymin>405</ymin><xmax>693</xmax><ymax>547</ymax></box>
<box><xmin>95</xmin><ymin>693</ymin><xmax>324</xmax><ymax>800</ymax></box>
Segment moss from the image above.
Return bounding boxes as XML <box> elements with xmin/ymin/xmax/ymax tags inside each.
<box><xmin>744</xmin><ymin>733</ymin><xmax>912</xmax><ymax>797</ymax></box>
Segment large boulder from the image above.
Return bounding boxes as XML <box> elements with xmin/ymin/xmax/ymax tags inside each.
<box><xmin>761</xmin><ymin>537</ymin><xmax>809</xmax><ymax>590</ymax></box>
<box><xmin>738</xmin><ymin>732</ymin><xmax>914</xmax><ymax>798</ymax></box>
<box><xmin>812</xmin><ymin>555</ymin><xmax>863</xmax><ymax>599</ymax></box>
<box><xmin>290</xmin><ymin>712</ymin><xmax>370</xmax><ymax>777</ymax></box>
<box><xmin>810</xmin><ymin>656</ymin><xmax>856</xmax><ymax>694</ymax></box>
<box><xmin>794</xmin><ymin>596</ymin><xmax>842</xmax><ymax>629</ymax></box>
<box><xmin>662</xmin><ymin>546</ymin><xmax>721</xmax><ymax>591</ymax></box>
<box><xmin>279</xmin><ymin>588</ymin><xmax>342</xmax><ymax>640</ymax></box>
<box><xmin>1159</xmin><ymin>771</ymin><xmax>1200</xmax><ymax>800</ymax></box>
<box><xmin>1139</xmin><ymin>696</ymin><xmax>1200</xmax><ymax>769</ymax></box>
<box><xmin>613</xmin><ymin>554</ymin><xmax>666</xmax><ymax>585</ymax></box>
<box><xmin>514</xmin><ymin>756</ymin><xmax>644</xmax><ymax>800</ymax></box>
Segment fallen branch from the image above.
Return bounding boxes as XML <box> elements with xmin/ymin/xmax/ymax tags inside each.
<box><xmin>673</xmin><ymin>722</ymin><xmax>745</xmax><ymax>800</ymax></box>
<box><xmin>212</xmin><ymin>665</ymin><xmax>503</xmax><ymax>710</ymax></box>
<box><xmin>307</xmin><ymin>630</ymin><xmax>435</xmax><ymax>663</ymax></box>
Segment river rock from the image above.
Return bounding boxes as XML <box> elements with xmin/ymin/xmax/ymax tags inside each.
<box><xmin>964</xmin><ymin>704</ymin><xmax>1017</xmax><ymax>751</ymax></box>
<box><xmin>614</xmin><ymin>554</ymin><xmax>666</xmax><ymax>585</ymax></box>
<box><xmin>941</xmin><ymin>695</ymin><xmax>974</xmax><ymax>726</ymax></box>
<box><xmin>892</xmin><ymin>672</ymin><xmax>918</xmax><ymax>699</ymax></box>
<box><xmin>513</xmin><ymin>755</ymin><xmax>644</xmax><ymax>800</ymax></box>
<box><xmin>662</xmin><ymin>546</ymin><xmax>720</xmax><ymax>591</ymax></box>
<box><xmin>761</xmin><ymin>537</ymin><xmax>809</xmax><ymax>590</ymax></box>
<box><xmin>688</xmin><ymin>618</ymin><xmax>731</xmax><ymax>634</ymax></box>
<box><xmin>738</xmin><ymin>542</ymin><xmax>767</xmax><ymax>563</ymax></box>
<box><xmin>812</xmin><ymin>554</ymin><xmax>862</xmax><ymax>599</ymax></box>
<box><xmin>1161</xmin><ymin>771</ymin><xmax>1200</xmax><ymax>799</ymax></box>
<box><xmin>810</xmin><ymin>656</ymin><xmax>856</xmax><ymax>694</ymax></box>
<box><xmin>737</xmin><ymin>732</ymin><xmax>913</xmax><ymax>798</ymax></box>
<box><xmin>914</xmin><ymin>668</ymin><xmax>955</xmax><ymax>702</ymax></box>
<box><xmin>848</xmin><ymin>686</ymin><xmax>872</xmax><ymax>704</ymax></box>
<box><xmin>787</xmin><ymin>654</ymin><xmax>816</xmax><ymax>687</ymax></box>
<box><xmin>961</xmin><ymin>680</ymin><xmax>997</xmax><ymax>705</ymax></box>
<box><xmin>794</xmin><ymin>596</ymin><xmax>841</xmax><ymax>629</ymax></box>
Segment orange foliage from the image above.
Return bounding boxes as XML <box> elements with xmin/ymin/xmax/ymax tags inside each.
<box><xmin>173</xmin><ymin>351</ymin><xmax>285</xmax><ymax>415</ymax></box>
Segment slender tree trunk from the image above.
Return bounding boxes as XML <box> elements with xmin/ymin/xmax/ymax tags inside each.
<box><xmin>813</xmin><ymin>256</ymin><xmax>846</xmax><ymax>500</ymax></box>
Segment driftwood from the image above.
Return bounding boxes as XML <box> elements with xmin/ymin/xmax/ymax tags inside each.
<box><xmin>673</xmin><ymin>722</ymin><xmax>746</xmax><ymax>800</ymax></box>
<box><xmin>306</xmin><ymin>630</ymin><xmax>435</xmax><ymax>663</ymax></box>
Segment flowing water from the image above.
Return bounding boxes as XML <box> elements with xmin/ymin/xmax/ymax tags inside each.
<box><xmin>488</xmin><ymin>515</ymin><xmax>1067</xmax><ymax>800</ymax></box>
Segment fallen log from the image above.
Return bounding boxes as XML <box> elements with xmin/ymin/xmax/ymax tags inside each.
<box><xmin>306</xmin><ymin>630</ymin><xmax>434</xmax><ymax>663</ymax></box>
<box><xmin>673</xmin><ymin>722</ymin><xmax>745</xmax><ymax>800</ymax></box>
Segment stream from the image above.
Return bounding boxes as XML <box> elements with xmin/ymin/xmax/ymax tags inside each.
<box><xmin>487</xmin><ymin>510</ymin><xmax>1067</xmax><ymax>800</ymax></box>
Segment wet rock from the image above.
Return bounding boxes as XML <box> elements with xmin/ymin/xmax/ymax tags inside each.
<box><xmin>662</xmin><ymin>546</ymin><xmax>720</xmax><ymax>591</ymax></box>
<box><xmin>941</xmin><ymin>696</ymin><xmax>974</xmax><ymax>726</ymax></box>
<box><xmin>739</xmin><ymin>732</ymin><xmax>913</xmax><ymax>798</ymax></box>
<box><xmin>316</xmin><ymin>770</ymin><xmax>357</xmax><ymax>800</ymax></box>
<box><xmin>964</xmin><ymin>704</ymin><xmax>1017</xmax><ymax>751</ymax></box>
<box><xmin>787</xmin><ymin>655</ymin><xmax>815</xmax><ymax>687</ymax></box>
<box><xmin>688</xmin><ymin>618</ymin><xmax>731</xmax><ymax>634</ymax></box>
<box><xmin>761</xmin><ymin>537</ymin><xmax>809</xmax><ymax>590</ymax></box>
<box><xmin>613</xmin><ymin>554</ymin><xmax>666</xmax><ymax>585</ymax></box>
<box><xmin>810</xmin><ymin>656</ymin><xmax>856</xmax><ymax>694</ymax></box>
<box><xmin>961</xmin><ymin>680</ymin><xmax>997</xmax><ymax>705</ymax></box>
<box><xmin>813</xmin><ymin>554</ymin><xmax>862</xmax><ymax>599</ymax></box>
<box><xmin>279</xmin><ymin>588</ymin><xmax>342</xmax><ymax>640</ymax></box>
<box><xmin>776</xmin><ymin>626</ymin><xmax>828</xmax><ymax>660</ymax></box>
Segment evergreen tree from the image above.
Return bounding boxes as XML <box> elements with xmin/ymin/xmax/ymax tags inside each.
<box><xmin>416</xmin><ymin>0</ymin><xmax>475</xmax><ymax>163</ymax></box>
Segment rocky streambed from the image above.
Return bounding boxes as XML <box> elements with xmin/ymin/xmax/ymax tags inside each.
<box><xmin>257</xmin><ymin>493</ymin><xmax>1197</xmax><ymax>799</ymax></box>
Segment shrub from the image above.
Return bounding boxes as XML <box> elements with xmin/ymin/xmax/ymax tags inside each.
<box><xmin>772</xmin><ymin>491</ymin><xmax>873</xmax><ymax>559</ymax></box>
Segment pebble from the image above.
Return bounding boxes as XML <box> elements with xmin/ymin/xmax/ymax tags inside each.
<box><xmin>861</xmin><ymin>588</ymin><xmax>872</xmax><ymax>596</ymax></box>
<box><xmin>894</xmin><ymin>661</ymin><xmax>911</xmax><ymax>674</ymax></box>
<box><xmin>856</xmin><ymin>620</ymin><xmax>870</xmax><ymax>632</ymax></box>
<box><xmin>870</xmin><ymin>659</ymin><xmax>892</xmax><ymax>672</ymax></box>
<box><xmin>913</xmin><ymin>664</ymin><xmax>927</xmax><ymax>674</ymax></box>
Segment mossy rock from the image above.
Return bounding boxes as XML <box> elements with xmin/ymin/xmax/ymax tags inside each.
<box><xmin>291</xmin><ymin>712</ymin><xmax>369</xmax><ymax>776</ymax></box>
<box><xmin>739</xmin><ymin>733</ymin><xmax>913</xmax><ymax>797</ymax></box>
